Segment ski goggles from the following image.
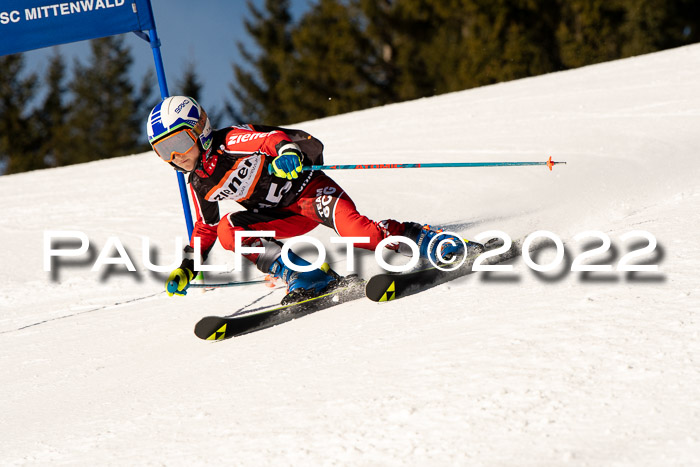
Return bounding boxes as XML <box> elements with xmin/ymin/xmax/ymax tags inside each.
<box><xmin>152</xmin><ymin>129</ymin><xmax>198</xmax><ymax>163</ymax></box>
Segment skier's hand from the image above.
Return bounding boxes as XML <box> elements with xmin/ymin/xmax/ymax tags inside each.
<box><xmin>270</xmin><ymin>150</ymin><xmax>302</xmax><ymax>180</ymax></box>
<box><xmin>166</xmin><ymin>267</ymin><xmax>194</xmax><ymax>297</ymax></box>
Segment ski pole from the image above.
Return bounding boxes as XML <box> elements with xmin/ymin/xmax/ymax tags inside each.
<box><xmin>302</xmin><ymin>156</ymin><xmax>565</xmax><ymax>172</ymax></box>
<box><xmin>166</xmin><ymin>278</ymin><xmax>273</xmax><ymax>295</ymax></box>
<box><xmin>188</xmin><ymin>279</ymin><xmax>270</xmax><ymax>288</ymax></box>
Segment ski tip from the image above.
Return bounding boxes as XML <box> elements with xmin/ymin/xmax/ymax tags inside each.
<box><xmin>194</xmin><ymin>316</ymin><xmax>230</xmax><ymax>341</ymax></box>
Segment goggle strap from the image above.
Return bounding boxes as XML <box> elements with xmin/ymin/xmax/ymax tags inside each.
<box><xmin>193</xmin><ymin>108</ymin><xmax>208</xmax><ymax>136</ymax></box>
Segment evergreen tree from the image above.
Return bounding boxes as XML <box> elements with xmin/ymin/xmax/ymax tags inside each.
<box><xmin>66</xmin><ymin>36</ymin><xmax>153</xmax><ymax>164</ymax></box>
<box><xmin>228</xmin><ymin>0</ymin><xmax>699</xmax><ymax>125</ymax></box>
<box><xmin>0</xmin><ymin>54</ymin><xmax>40</xmax><ymax>174</ymax></box>
<box><xmin>481</xmin><ymin>0</ymin><xmax>561</xmax><ymax>83</ymax></box>
<box><xmin>356</xmin><ymin>0</ymin><xmax>560</xmax><ymax>98</ymax></box>
<box><xmin>619</xmin><ymin>0</ymin><xmax>700</xmax><ymax>56</ymax></box>
<box><xmin>676</xmin><ymin>0</ymin><xmax>700</xmax><ymax>45</ymax></box>
<box><xmin>285</xmin><ymin>0</ymin><xmax>386</xmax><ymax>120</ymax></box>
<box><xmin>356</xmin><ymin>0</ymin><xmax>436</xmax><ymax>101</ymax></box>
<box><xmin>556</xmin><ymin>0</ymin><xmax>627</xmax><ymax>69</ymax></box>
<box><xmin>351</xmin><ymin>0</ymin><xmax>401</xmax><ymax>102</ymax></box>
<box><xmin>230</xmin><ymin>0</ymin><xmax>295</xmax><ymax>124</ymax></box>
<box><xmin>176</xmin><ymin>60</ymin><xmax>223</xmax><ymax>126</ymax></box>
<box><xmin>176</xmin><ymin>60</ymin><xmax>203</xmax><ymax>101</ymax></box>
<box><xmin>36</xmin><ymin>49</ymin><xmax>72</xmax><ymax>168</ymax></box>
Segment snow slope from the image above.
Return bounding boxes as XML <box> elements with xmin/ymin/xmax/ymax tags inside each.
<box><xmin>1</xmin><ymin>44</ymin><xmax>699</xmax><ymax>465</ymax></box>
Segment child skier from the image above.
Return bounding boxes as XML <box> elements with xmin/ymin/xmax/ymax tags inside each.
<box><xmin>148</xmin><ymin>96</ymin><xmax>478</xmax><ymax>302</ymax></box>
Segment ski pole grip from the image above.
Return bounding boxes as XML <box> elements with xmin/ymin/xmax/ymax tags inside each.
<box><xmin>268</xmin><ymin>163</ymin><xmax>311</xmax><ymax>174</ymax></box>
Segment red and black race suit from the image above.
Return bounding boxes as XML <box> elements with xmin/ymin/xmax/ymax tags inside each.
<box><xmin>187</xmin><ymin>124</ymin><xmax>323</xmax><ymax>257</ymax></box>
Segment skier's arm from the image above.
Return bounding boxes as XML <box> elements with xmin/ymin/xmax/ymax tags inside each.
<box><xmin>166</xmin><ymin>185</ymin><xmax>220</xmax><ymax>296</ymax></box>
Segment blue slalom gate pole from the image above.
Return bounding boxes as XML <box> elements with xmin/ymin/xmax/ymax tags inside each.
<box><xmin>144</xmin><ymin>28</ymin><xmax>194</xmax><ymax>238</ymax></box>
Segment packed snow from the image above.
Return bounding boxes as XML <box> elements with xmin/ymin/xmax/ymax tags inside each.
<box><xmin>1</xmin><ymin>44</ymin><xmax>699</xmax><ymax>465</ymax></box>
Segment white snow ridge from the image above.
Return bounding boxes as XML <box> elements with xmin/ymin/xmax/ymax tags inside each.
<box><xmin>1</xmin><ymin>44</ymin><xmax>699</xmax><ymax>465</ymax></box>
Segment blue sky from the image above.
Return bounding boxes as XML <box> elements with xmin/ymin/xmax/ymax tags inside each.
<box><xmin>22</xmin><ymin>0</ymin><xmax>313</xmax><ymax>121</ymax></box>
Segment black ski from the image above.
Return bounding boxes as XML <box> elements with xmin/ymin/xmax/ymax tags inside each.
<box><xmin>194</xmin><ymin>277</ymin><xmax>366</xmax><ymax>340</ymax></box>
<box><xmin>365</xmin><ymin>238</ymin><xmax>519</xmax><ymax>302</ymax></box>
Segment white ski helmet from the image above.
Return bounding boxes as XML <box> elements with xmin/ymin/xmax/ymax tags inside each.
<box><xmin>147</xmin><ymin>96</ymin><xmax>213</xmax><ymax>167</ymax></box>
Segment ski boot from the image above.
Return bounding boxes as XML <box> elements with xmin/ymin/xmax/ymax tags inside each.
<box><xmin>265</xmin><ymin>250</ymin><xmax>338</xmax><ymax>304</ymax></box>
<box><xmin>401</xmin><ymin>222</ymin><xmax>484</xmax><ymax>265</ymax></box>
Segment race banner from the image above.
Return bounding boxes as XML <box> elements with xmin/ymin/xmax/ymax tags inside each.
<box><xmin>0</xmin><ymin>0</ymin><xmax>156</xmax><ymax>56</ymax></box>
